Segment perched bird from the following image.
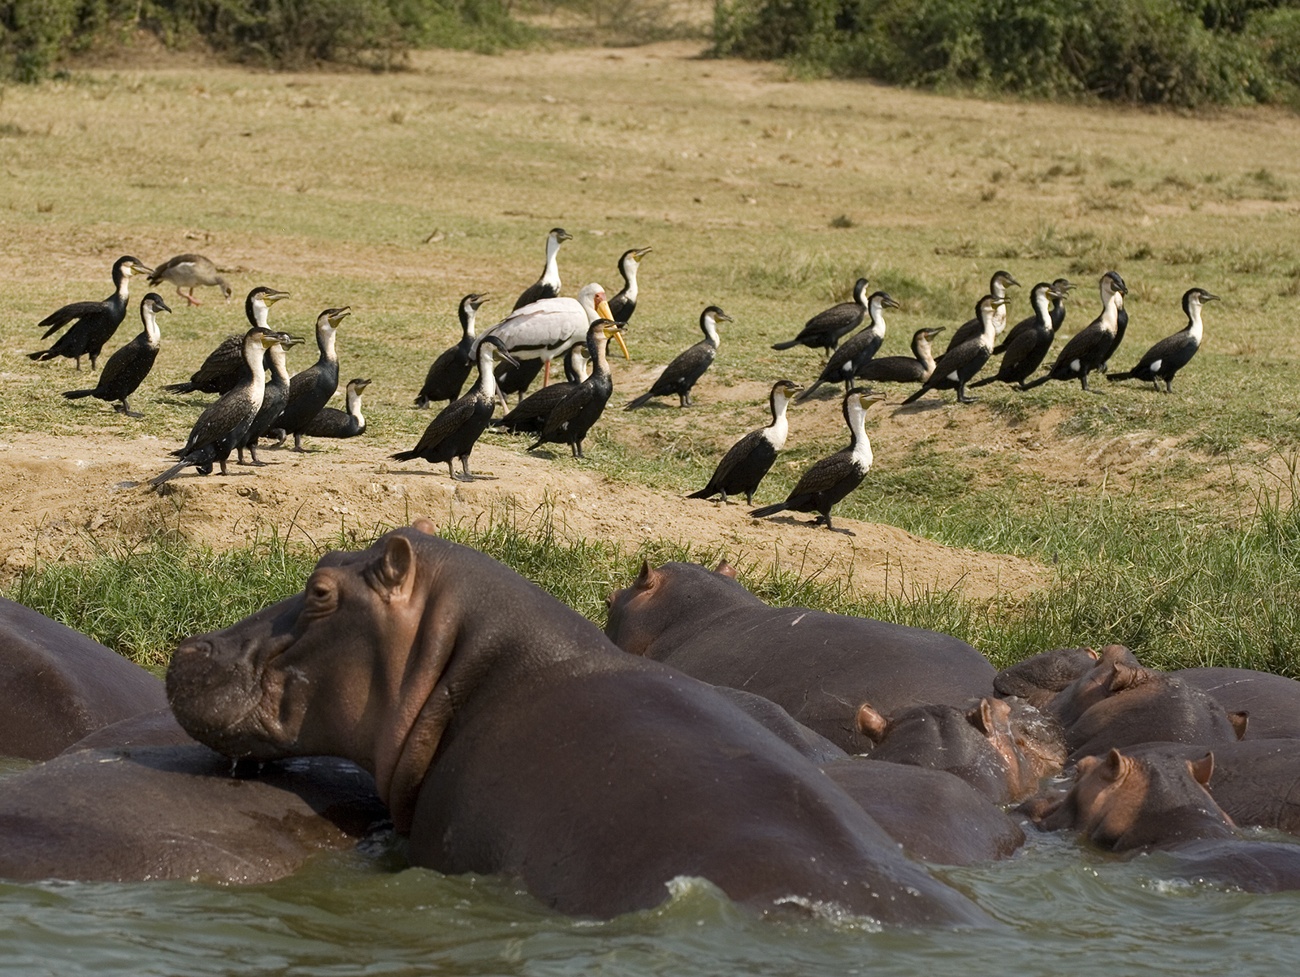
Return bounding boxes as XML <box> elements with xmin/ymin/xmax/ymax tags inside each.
<box><xmin>530</xmin><ymin>320</ymin><xmax>624</xmax><ymax>459</ymax></box>
<box><xmin>147</xmin><ymin>254</ymin><xmax>232</xmax><ymax>307</ymax></box>
<box><xmin>414</xmin><ymin>293</ymin><xmax>490</xmax><ymax>408</ymax></box>
<box><xmin>970</xmin><ymin>280</ymin><xmax>1069</xmax><ymax>390</ymax></box>
<box><xmin>796</xmin><ymin>291</ymin><xmax>898</xmax><ymax>402</ymax></box>
<box><xmin>162</xmin><ymin>287</ymin><xmax>290</xmax><ymax>395</ymax></box>
<box><xmin>771</xmin><ymin>278</ymin><xmax>870</xmax><ymax>358</ymax></box>
<box><xmin>903</xmin><ymin>295</ymin><xmax>1004</xmax><ymax>404</ymax></box>
<box><xmin>301</xmin><ymin>377</ymin><xmax>371</xmax><ymax>438</ymax></box>
<box><xmin>496</xmin><ymin>343</ymin><xmax>589</xmax><ymax>435</ymax></box>
<box><xmin>237</xmin><ymin>332</ymin><xmax>306</xmax><ymax>464</ymax></box>
<box><xmin>1107</xmin><ymin>287</ymin><xmax>1218</xmax><ymax>393</ymax></box>
<box><xmin>624</xmin><ymin>305</ymin><xmax>731</xmax><ymax>409</ymax></box>
<box><xmin>608</xmin><ymin>247</ymin><xmax>653</xmax><ymax>324</ymax></box>
<box><xmin>30</xmin><ymin>255</ymin><xmax>153</xmax><ymax>370</ymax></box>
<box><xmin>150</xmin><ymin>328</ymin><xmax>287</xmax><ymax>487</ymax></box>
<box><xmin>271</xmin><ymin>307</ymin><xmax>350</xmax><ymax>451</ymax></box>
<box><xmin>943</xmin><ymin>270</ymin><xmax>1020</xmax><ymax>351</ymax></box>
<box><xmin>750</xmin><ymin>388</ymin><xmax>887</xmax><ymax>534</ymax></box>
<box><xmin>688</xmin><ymin>379</ymin><xmax>803</xmax><ymax>504</ymax></box>
<box><xmin>1023</xmin><ymin>271</ymin><xmax>1128</xmax><ymax>392</ymax></box>
<box><xmin>513</xmin><ymin>227</ymin><xmax>572</xmax><ymax>310</ymax></box>
<box><xmin>62</xmin><ymin>292</ymin><xmax>170</xmax><ymax>417</ymax></box>
<box><xmin>391</xmin><ymin>336</ymin><xmax>517</xmax><ymax>480</ymax></box>
<box><xmin>854</xmin><ymin>327</ymin><xmax>945</xmax><ymax>386</ymax></box>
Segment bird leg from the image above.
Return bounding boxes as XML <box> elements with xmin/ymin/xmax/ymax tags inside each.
<box><xmin>180</xmin><ymin>286</ymin><xmax>201</xmax><ymax>307</ymax></box>
<box><xmin>115</xmin><ymin>399</ymin><xmax>143</xmax><ymax>419</ymax></box>
<box><xmin>292</xmin><ymin>433</ymin><xmax>306</xmax><ymax>452</ymax></box>
<box><xmin>542</xmin><ymin>359</ymin><xmax>552</xmax><ymax>387</ymax></box>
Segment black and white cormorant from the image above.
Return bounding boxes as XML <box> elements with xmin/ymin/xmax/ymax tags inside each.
<box><xmin>237</xmin><ymin>332</ymin><xmax>306</xmax><ymax>464</ymax></box>
<box><xmin>771</xmin><ymin>278</ymin><xmax>870</xmax><ymax>358</ymax></box>
<box><xmin>391</xmin><ymin>336</ymin><xmax>518</xmax><ymax>479</ymax></box>
<box><xmin>414</xmin><ymin>293</ymin><xmax>490</xmax><ymax>408</ymax></box>
<box><xmin>1100</xmin><ymin>275</ymin><xmax>1131</xmax><ymax>372</ymax></box>
<box><xmin>1107</xmin><ymin>287</ymin><xmax>1218</xmax><ymax>393</ymax></box>
<box><xmin>162</xmin><ymin>287</ymin><xmax>290</xmax><ymax>395</ymax></box>
<box><xmin>854</xmin><ymin>327</ymin><xmax>944</xmax><ymax>385</ymax></box>
<box><xmin>970</xmin><ymin>280</ymin><xmax>1069</xmax><ymax>390</ymax></box>
<box><xmin>529</xmin><ymin>320</ymin><xmax>624</xmax><ymax>458</ymax></box>
<box><xmin>30</xmin><ymin>255</ymin><xmax>153</xmax><ymax>370</ymax></box>
<box><xmin>150</xmin><ymin>327</ymin><xmax>287</xmax><ymax>488</ymax></box>
<box><xmin>147</xmin><ymin>254</ymin><xmax>231</xmax><ymax>307</ymax></box>
<box><xmin>513</xmin><ymin>227</ymin><xmax>572</xmax><ymax>310</ymax></box>
<box><xmin>903</xmin><ymin>295</ymin><xmax>1004</xmax><ymax>404</ymax></box>
<box><xmin>749</xmin><ymin>388</ymin><xmax>887</xmax><ymax>535</ymax></box>
<box><xmin>1022</xmin><ymin>271</ymin><xmax>1127</xmax><ymax>392</ymax></box>
<box><xmin>943</xmin><ymin>270</ymin><xmax>1020</xmax><ymax>351</ymax></box>
<box><xmin>624</xmin><ymin>305</ymin><xmax>731</xmax><ymax>409</ymax></box>
<box><xmin>271</xmin><ymin>307</ymin><xmax>350</xmax><ymax>451</ymax></box>
<box><xmin>608</xmin><ymin>247</ymin><xmax>652</xmax><ymax>323</ymax></box>
<box><xmin>62</xmin><ymin>292</ymin><xmax>170</xmax><ymax>417</ymax></box>
<box><xmin>796</xmin><ymin>291</ymin><xmax>898</xmax><ymax>402</ymax></box>
<box><xmin>496</xmin><ymin>342</ymin><xmax>589</xmax><ymax>434</ymax></box>
<box><xmin>301</xmin><ymin>378</ymin><xmax>371</xmax><ymax>438</ymax></box>
<box><xmin>1048</xmin><ymin>276</ymin><xmax>1073</xmax><ymax>333</ymax></box>
<box><xmin>688</xmin><ymin>378</ymin><xmax>803</xmax><ymax>504</ymax></box>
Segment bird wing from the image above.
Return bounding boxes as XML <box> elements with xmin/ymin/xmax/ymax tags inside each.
<box><xmin>708</xmin><ymin>430</ymin><xmax>763</xmax><ymax>486</ymax></box>
<box><xmin>539</xmin><ymin>383</ymin><xmax>594</xmax><ymax>439</ymax></box>
<box><xmin>483</xmin><ymin>297</ymin><xmax>585</xmax><ymax>355</ymax></box>
<box><xmin>411</xmin><ymin>395</ymin><xmax>477</xmax><ymax>452</ymax></box>
<box><xmin>787</xmin><ymin>449</ymin><xmax>853</xmax><ymax>499</ymax></box>
<box><xmin>39</xmin><ymin>301</ymin><xmax>103</xmax><ymax>335</ymax></box>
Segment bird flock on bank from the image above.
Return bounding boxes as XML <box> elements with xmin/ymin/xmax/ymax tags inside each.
<box><xmin>24</xmin><ymin>230</ymin><xmax>1218</xmax><ymax>533</ymax></box>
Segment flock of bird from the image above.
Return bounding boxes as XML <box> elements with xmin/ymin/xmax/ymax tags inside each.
<box><xmin>24</xmin><ymin>230</ymin><xmax>1217</xmax><ymax>534</ymax></box>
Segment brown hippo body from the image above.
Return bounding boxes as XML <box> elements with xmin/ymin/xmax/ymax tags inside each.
<box><xmin>993</xmin><ymin>646</ymin><xmax>1106</xmax><ymax>709</ymax></box>
<box><xmin>167</xmin><ymin>527</ymin><xmax>991</xmax><ymax>926</ymax></box>
<box><xmin>604</xmin><ymin>561</ymin><xmax>995</xmax><ymax>753</ymax></box>
<box><xmin>0</xmin><ymin>596</ymin><xmax>168</xmax><ymax>760</ymax></box>
<box><xmin>1177</xmin><ymin>667</ymin><xmax>1300</xmax><ymax>740</ymax></box>
<box><xmin>712</xmin><ymin>686</ymin><xmax>848</xmax><ymax>763</ymax></box>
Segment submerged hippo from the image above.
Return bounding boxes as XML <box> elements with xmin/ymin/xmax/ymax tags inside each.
<box><xmin>166</xmin><ymin>524</ymin><xmax>992</xmax><ymax>926</ymax></box>
<box><xmin>604</xmin><ymin>560</ymin><xmax>995</xmax><ymax>752</ymax></box>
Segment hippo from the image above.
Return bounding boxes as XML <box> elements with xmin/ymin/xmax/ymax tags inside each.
<box><xmin>713</xmin><ymin>686</ymin><xmax>848</xmax><ymax>763</ymax></box>
<box><xmin>1177</xmin><ymin>667</ymin><xmax>1300</xmax><ymax>740</ymax></box>
<box><xmin>166</xmin><ymin>525</ymin><xmax>992</xmax><ymax>926</ymax></box>
<box><xmin>1043</xmin><ymin>644</ymin><xmax>1144</xmax><ymax>728</ymax></box>
<box><xmin>604</xmin><ymin>560</ymin><xmax>996</xmax><ymax>752</ymax></box>
<box><xmin>993</xmin><ymin>645</ymin><xmax>1104</xmax><ymax>709</ymax></box>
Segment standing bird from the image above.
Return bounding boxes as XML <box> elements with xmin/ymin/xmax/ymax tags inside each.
<box><xmin>1023</xmin><ymin>271</ymin><xmax>1128</xmax><ymax>392</ymax></box>
<box><xmin>414</xmin><ymin>293</ymin><xmax>490</xmax><ymax>408</ymax></box>
<box><xmin>62</xmin><ymin>292</ymin><xmax>170</xmax><ymax>417</ymax></box>
<box><xmin>944</xmin><ymin>270</ymin><xmax>1020</xmax><ymax>351</ymax></box>
<box><xmin>1048</xmin><ymin>276</ymin><xmax>1073</xmax><ymax>333</ymax></box>
<box><xmin>391</xmin><ymin>336</ymin><xmax>518</xmax><ymax>480</ymax></box>
<box><xmin>796</xmin><ymin>291</ymin><xmax>898</xmax><ymax>402</ymax></box>
<box><xmin>301</xmin><ymin>378</ymin><xmax>371</xmax><ymax>439</ymax></box>
<box><xmin>30</xmin><ymin>255</ymin><xmax>153</xmax><ymax>370</ymax></box>
<box><xmin>624</xmin><ymin>305</ymin><xmax>731</xmax><ymax>410</ymax></box>
<box><xmin>1107</xmin><ymin>287</ymin><xmax>1218</xmax><ymax>393</ymax></box>
<box><xmin>1100</xmin><ymin>275</ymin><xmax>1132</xmax><ymax>372</ymax></box>
<box><xmin>496</xmin><ymin>343</ymin><xmax>589</xmax><ymax>435</ymax></box>
<box><xmin>854</xmin><ymin>327</ymin><xmax>945</xmax><ymax>386</ymax></box>
<box><xmin>237</xmin><ymin>332</ymin><xmax>306</xmax><ymax>464</ymax></box>
<box><xmin>150</xmin><ymin>328</ymin><xmax>287</xmax><ymax>487</ymax></box>
<box><xmin>513</xmin><ymin>227</ymin><xmax>572</xmax><ymax>310</ymax></box>
<box><xmin>147</xmin><ymin>254</ymin><xmax>232</xmax><ymax>307</ymax></box>
<box><xmin>903</xmin><ymin>295</ymin><xmax>1004</xmax><ymax>404</ymax></box>
<box><xmin>750</xmin><ymin>388</ymin><xmax>887</xmax><ymax>534</ymax></box>
<box><xmin>771</xmin><ymin>278</ymin><xmax>870</xmax><ymax>358</ymax></box>
<box><xmin>970</xmin><ymin>281</ymin><xmax>1069</xmax><ymax>390</ymax></box>
<box><xmin>162</xmin><ymin>287</ymin><xmax>290</xmax><ymax>395</ymax></box>
<box><xmin>608</xmin><ymin>247</ymin><xmax>653</xmax><ymax>323</ymax></box>
<box><xmin>271</xmin><ymin>307</ymin><xmax>350</xmax><ymax>451</ymax></box>
<box><xmin>529</xmin><ymin>320</ymin><xmax>625</xmax><ymax>459</ymax></box>
<box><xmin>688</xmin><ymin>379</ymin><xmax>803</xmax><ymax>504</ymax></box>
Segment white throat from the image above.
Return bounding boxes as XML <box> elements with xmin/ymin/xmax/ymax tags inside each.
<box><xmin>848</xmin><ymin>404</ymin><xmax>873</xmax><ymax>470</ymax></box>
<box><xmin>702</xmin><ymin>314</ymin><xmax>721</xmax><ymax>347</ymax></box>
<box><xmin>542</xmin><ymin>236</ymin><xmax>562</xmax><ymax>290</ymax></box>
<box><xmin>142</xmin><ymin>308</ymin><xmax>162</xmax><ymax>345</ymax></box>
<box><xmin>765</xmin><ymin>391</ymin><xmax>791</xmax><ymax>449</ymax></box>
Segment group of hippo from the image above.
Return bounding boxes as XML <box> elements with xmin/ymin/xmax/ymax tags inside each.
<box><xmin>4</xmin><ymin>521</ymin><xmax>1300</xmax><ymax>929</ymax></box>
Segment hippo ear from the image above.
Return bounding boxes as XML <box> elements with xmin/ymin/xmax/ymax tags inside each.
<box><xmin>1107</xmin><ymin>663</ymin><xmax>1149</xmax><ymax>693</ymax></box>
<box><xmin>714</xmin><ymin>559</ymin><xmax>738</xmax><ymax>579</ymax></box>
<box><xmin>1188</xmin><ymin>752</ymin><xmax>1215</xmax><ymax>787</ymax></box>
<box><xmin>1229</xmin><ymin>711</ymin><xmax>1248</xmax><ymax>740</ymax></box>
<box><xmin>634</xmin><ymin>560</ymin><xmax>661</xmax><ymax>591</ymax></box>
<box><xmin>1075</xmin><ymin>755</ymin><xmax>1101</xmax><ymax>779</ymax></box>
<box><xmin>373</xmin><ymin>534</ymin><xmax>417</xmax><ymax>603</ymax></box>
<box><xmin>855</xmin><ymin>702</ymin><xmax>888</xmax><ymax>742</ymax></box>
<box><xmin>411</xmin><ymin>518</ymin><xmax>437</xmax><ymax>536</ymax></box>
<box><xmin>1084</xmin><ymin>646</ymin><xmax>1099</xmax><ymax>661</ymax></box>
<box><xmin>1099</xmin><ymin>748</ymin><xmax>1128</xmax><ymax>782</ymax></box>
<box><xmin>968</xmin><ymin>698</ymin><xmax>997</xmax><ymax>736</ymax></box>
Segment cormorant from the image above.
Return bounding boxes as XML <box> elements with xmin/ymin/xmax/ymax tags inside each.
<box><xmin>271</xmin><ymin>307</ymin><xmax>350</xmax><ymax>451</ymax></box>
<box><xmin>30</xmin><ymin>255</ymin><xmax>153</xmax><ymax>370</ymax></box>
<box><xmin>391</xmin><ymin>336</ymin><xmax>517</xmax><ymax>480</ymax></box>
<box><xmin>529</xmin><ymin>320</ymin><xmax>624</xmax><ymax>458</ymax></box>
<box><xmin>771</xmin><ymin>278</ymin><xmax>870</xmax><ymax>358</ymax></box>
<box><xmin>1048</xmin><ymin>276</ymin><xmax>1073</xmax><ymax>334</ymax></box>
<box><xmin>496</xmin><ymin>343</ymin><xmax>589</xmax><ymax>434</ymax></box>
<box><xmin>147</xmin><ymin>254</ymin><xmax>231</xmax><ymax>307</ymax></box>
<box><xmin>854</xmin><ymin>327</ymin><xmax>944</xmax><ymax>385</ymax></box>
<box><xmin>513</xmin><ymin>227</ymin><xmax>572</xmax><ymax>310</ymax></box>
<box><xmin>970</xmin><ymin>280</ymin><xmax>1069</xmax><ymax>390</ymax></box>
<box><xmin>1107</xmin><ymin>287</ymin><xmax>1218</xmax><ymax>393</ymax></box>
<box><xmin>688</xmin><ymin>379</ymin><xmax>803</xmax><ymax>504</ymax></box>
<box><xmin>796</xmin><ymin>291</ymin><xmax>898</xmax><ymax>402</ymax></box>
<box><xmin>624</xmin><ymin>305</ymin><xmax>731</xmax><ymax>409</ymax></box>
<box><xmin>608</xmin><ymin>247</ymin><xmax>652</xmax><ymax>323</ymax></box>
<box><xmin>150</xmin><ymin>327</ymin><xmax>287</xmax><ymax>487</ymax></box>
<box><xmin>749</xmin><ymin>388</ymin><xmax>887</xmax><ymax>534</ymax></box>
<box><xmin>237</xmin><ymin>332</ymin><xmax>306</xmax><ymax>464</ymax></box>
<box><xmin>414</xmin><ymin>293</ymin><xmax>490</xmax><ymax>408</ymax></box>
<box><xmin>1100</xmin><ymin>276</ymin><xmax>1131</xmax><ymax>372</ymax></box>
<box><xmin>943</xmin><ymin>270</ymin><xmax>1020</xmax><ymax>351</ymax></box>
<box><xmin>62</xmin><ymin>292</ymin><xmax>170</xmax><ymax>417</ymax></box>
<box><xmin>162</xmin><ymin>287</ymin><xmax>290</xmax><ymax>395</ymax></box>
<box><xmin>903</xmin><ymin>295</ymin><xmax>1004</xmax><ymax>404</ymax></box>
<box><xmin>301</xmin><ymin>378</ymin><xmax>371</xmax><ymax>438</ymax></box>
<box><xmin>1023</xmin><ymin>271</ymin><xmax>1127</xmax><ymax>392</ymax></box>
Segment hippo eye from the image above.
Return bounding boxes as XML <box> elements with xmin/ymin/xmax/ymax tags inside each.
<box><xmin>304</xmin><ymin>576</ymin><xmax>338</xmax><ymax>615</ymax></box>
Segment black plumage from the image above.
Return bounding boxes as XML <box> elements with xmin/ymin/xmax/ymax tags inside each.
<box><xmin>513</xmin><ymin>227</ymin><xmax>571</xmax><ymax>310</ymax></box>
<box><xmin>1022</xmin><ymin>271</ymin><xmax>1128</xmax><ymax>392</ymax></box>
<box><xmin>163</xmin><ymin>287</ymin><xmax>290</xmax><ymax>395</ymax></box>
<box><xmin>272</xmin><ymin>307</ymin><xmax>350</xmax><ymax>451</ymax></box>
<box><xmin>624</xmin><ymin>306</ymin><xmax>730</xmax><ymax>410</ymax></box>
<box><xmin>301</xmin><ymin>378</ymin><xmax>371</xmax><ymax>438</ymax></box>
<box><xmin>688</xmin><ymin>379</ymin><xmax>802</xmax><ymax>504</ymax></box>
<box><xmin>903</xmin><ymin>295</ymin><xmax>1004</xmax><ymax>404</ymax></box>
<box><xmin>944</xmin><ymin>270</ymin><xmax>1020</xmax><ymax>352</ymax></box>
<box><xmin>771</xmin><ymin>278</ymin><xmax>870</xmax><ymax>358</ymax></box>
<box><xmin>608</xmin><ymin>247</ymin><xmax>652</xmax><ymax>323</ymax></box>
<box><xmin>750</xmin><ymin>389</ymin><xmax>887</xmax><ymax>534</ymax></box>
<box><xmin>62</xmin><ymin>293</ymin><xmax>170</xmax><ymax>417</ymax></box>
<box><xmin>970</xmin><ymin>281</ymin><xmax>1069</xmax><ymax>390</ymax></box>
<box><xmin>1107</xmin><ymin>287</ymin><xmax>1217</xmax><ymax>393</ymax></box>
<box><xmin>529</xmin><ymin>320</ymin><xmax>624</xmax><ymax>458</ymax></box>
<box><xmin>414</xmin><ymin>293</ymin><xmax>490</xmax><ymax>408</ymax></box>
<box><xmin>148</xmin><ymin>254</ymin><xmax>231</xmax><ymax>307</ymax></box>
<box><xmin>854</xmin><ymin>327</ymin><xmax>944</xmax><ymax>385</ymax></box>
<box><xmin>30</xmin><ymin>255</ymin><xmax>152</xmax><ymax>370</ymax></box>
<box><xmin>237</xmin><ymin>333</ymin><xmax>306</xmax><ymax>464</ymax></box>
<box><xmin>497</xmin><ymin>343</ymin><xmax>588</xmax><ymax>434</ymax></box>
<box><xmin>796</xmin><ymin>291</ymin><xmax>897</xmax><ymax>402</ymax></box>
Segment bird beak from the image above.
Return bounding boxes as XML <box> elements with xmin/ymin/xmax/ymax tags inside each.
<box><xmin>473</xmin><ymin>294</ymin><xmax>492</xmax><ymax>307</ymax></box>
<box><xmin>1006</xmin><ymin>275</ymin><xmax>1021</xmax><ymax>287</ymax></box>
<box><xmin>633</xmin><ymin>247</ymin><xmax>653</xmax><ymax>261</ymax></box>
<box><xmin>130</xmin><ymin>261</ymin><xmax>154</xmax><ymax>277</ymax></box>
<box><xmin>883</xmin><ymin>297</ymin><xmax>901</xmax><ymax>310</ymax></box>
<box><xmin>331</xmin><ymin>307</ymin><xmax>352</xmax><ymax>325</ymax></box>
<box><xmin>859</xmin><ymin>391</ymin><xmax>888</xmax><ymax>407</ymax></box>
<box><xmin>611</xmin><ymin>328</ymin><xmax>631</xmax><ymax>361</ymax></box>
<box><xmin>1202</xmin><ymin>292</ymin><xmax>1220</xmax><ymax>302</ymax></box>
<box><xmin>595</xmin><ymin>297</ymin><xmax>630</xmax><ymax>359</ymax></box>
<box><xmin>156</xmin><ymin>299</ymin><xmax>172</xmax><ymax>314</ymax></box>
<box><xmin>927</xmin><ymin>327</ymin><xmax>945</xmax><ymax>337</ymax></box>
<box><xmin>265</xmin><ymin>290</ymin><xmax>290</xmax><ymax>305</ymax></box>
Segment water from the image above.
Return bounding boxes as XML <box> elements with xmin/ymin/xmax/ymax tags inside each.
<box><xmin>4</xmin><ymin>825</ymin><xmax>1300</xmax><ymax>977</ymax></box>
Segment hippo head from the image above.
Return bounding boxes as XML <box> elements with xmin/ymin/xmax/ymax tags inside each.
<box><xmin>993</xmin><ymin>646</ymin><xmax>1100</xmax><ymax>709</ymax></box>
<box><xmin>605</xmin><ymin>560</ymin><xmax>758</xmax><ymax>657</ymax></box>
<box><xmin>1047</xmin><ymin>644</ymin><xmax>1145</xmax><ymax>727</ymax></box>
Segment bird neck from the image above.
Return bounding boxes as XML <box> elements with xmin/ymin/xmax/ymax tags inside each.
<box><xmin>1100</xmin><ymin>290</ymin><xmax>1122</xmax><ymax>334</ymax></box>
<box><xmin>990</xmin><ymin>288</ymin><xmax>1008</xmax><ymax>334</ymax></box>
<box><xmin>346</xmin><ymin>388</ymin><xmax>365</xmax><ymax>423</ymax></box>
<box><xmin>979</xmin><ymin>308</ymin><xmax>997</xmax><ymax>346</ymax></box>
<box><xmin>620</xmin><ymin>260</ymin><xmax>639</xmax><ymax>303</ymax></box>
<box><xmin>588</xmin><ymin>336</ymin><xmax>611</xmax><ymax>377</ymax></box>
<box><xmin>250</xmin><ymin>299</ymin><xmax>271</xmax><ymax>329</ymax></box>
<box><xmin>847</xmin><ymin>404</ymin><xmax>873</xmax><ymax>467</ymax></box>
<box><xmin>318</xmin><ymin>324</ymin><xmax>337</xmax><ymax>364</ymax></box>
<box><xmin>244</xmin><ymin>342</ymin><xmax>268</xmax><ymax>396</ymax></box>
<box><xmin>1033</xmin><ymin>290</ymin><xmax>1052</xmax><ymax>329</ymax></box>
<box><xmin>461</xmin><ymin>305</ymin><xmax>478</xmax><ymax>339</ymax></box>
<box><xmin>1186</xmin><ymin>302</ymin><xmax>1204</xmax><ymax>343</ymax></box>
<box><xmin>914</xmin><ymin>336</ymin><xmax>935</xmax><ymax>371</ymax></box>
<box><xmin>541</xmin><ymin>236</ymin><xmax>562</xmax><ymax>289</ymax></box>
<box><xmin>142</xmin><ymin>308</ymin><xmax>162</xmax><ymax>346</ymax></box>
<box><xmin>701</xmin><ymin>315</ymin><xmax>721</xmax><ymax>347</ymax></box>
<box><xmin>477</xmin><ymin>349</ymin><xmax>499</xmax><ymax>399</ymax></box>
<box><xmin>267</xmin><ymin>345</ymin><xmax>291</xmax><ymax>382</ymax></box>
<box><xmin>867</xmin><ymin>301</ymin><xmax>888</xmax><ymax>337</ymax></box>
<box><xmin>766</xmin><ymin>391</ymin><xmax>791</xmax><ymax>448</ymax></box>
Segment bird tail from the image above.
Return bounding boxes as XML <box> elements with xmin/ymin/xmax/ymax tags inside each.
<box><xmin>28</xmin><ymin>349</ymin><xmax>53</xmax><ymax>361</ymax></box>
<box><xmin>686</xmin><ymin>486</ymin><xmax>716</xmax><ymax>500</ymax></box>
<box><xmin>901</xmin><ymin>387</ymin><xmax>927</xmax><ymax>405</ymax></box>
<box><xmin>1105</xmin><ymin>371</ymin><xmax>1132</xmax><ymax>382</ymax></box>
<box><xmin>749</xmin><ymin>501</ymin><xmax>788</xmax><ymax>518</ymax></box>
<box><xmin>770</xmin><ymin>339</ymin><xmax>800</xmax><ymax>351</ymax></box>
<box><xmin>794</xmin><ymin>380</ymin><xmax>825</xmax><ymax>403</ymax></box>
<box><xmin>390</xmin><ymin>449</ymin><xmax>419</xmax><ymax>462</ymax></box>
<box><xmin>62</xmin><ymin>389</ymin><xmax>95</xmax><ymax>399</ymax></box>
<box><xmin>162</xmin><ymin>381</ymin><xmax>198</xmax><ymax>394</ymax></box>
<box><xmin>1020</xmin><ymin>374</ymin><xmax>1052</xmax><ymax>390</ymax></box>
<box><xmin>623</xmin><ymin>390</ymin><xmax>655</xmax><ymax>411</ymax></box>
<box><xmin>150</xmin><ymin>459</ymin><xmax>190</xmax><ymax>489</ymax></box>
